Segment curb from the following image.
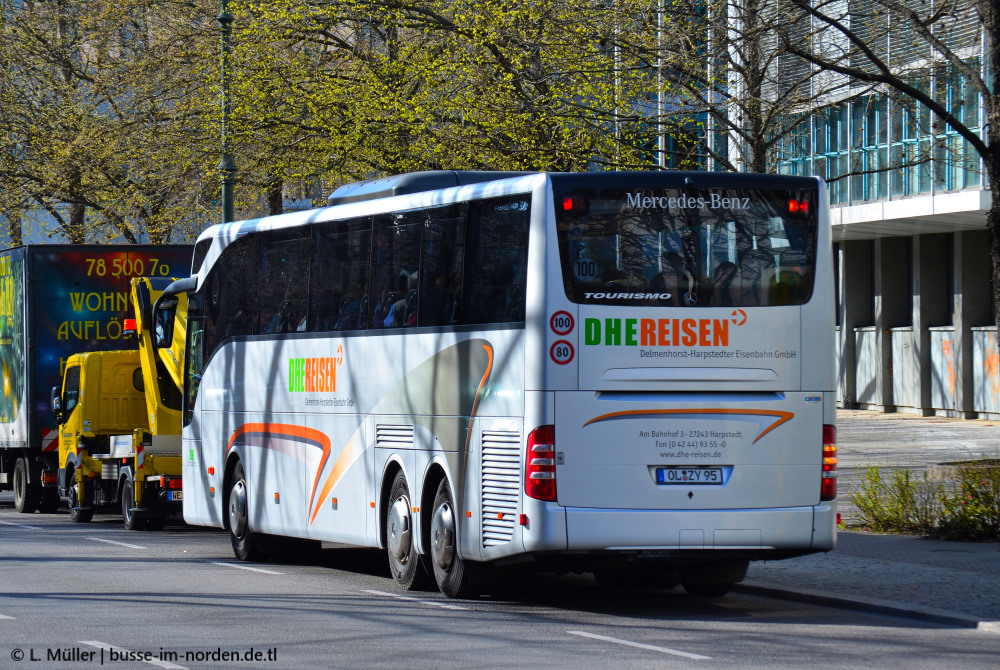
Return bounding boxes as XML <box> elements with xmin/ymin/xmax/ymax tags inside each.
<box><xmin>734</xmin><ymin>581</ymin><xmax>1000</xmax><ymax>632</ymax></box>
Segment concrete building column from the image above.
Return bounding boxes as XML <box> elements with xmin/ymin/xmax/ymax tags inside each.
<box><xmin>953</xmin><ymin>230</ymin><xmax>991</xmax><ymax>417</ymax></box>
<box><xmin>873</xmin><ymin>237</ymin><xmax>909</xmax><ymax>411</ymax></box>
<box><xmin>913</xmin><ymin>234</ymin><xmax>949</xmax><ymax>415</ymax></box>
<box><xmin>838</xmin><ymin>240</ymin><xmax>873</xmax><ymax>408</ymax></box>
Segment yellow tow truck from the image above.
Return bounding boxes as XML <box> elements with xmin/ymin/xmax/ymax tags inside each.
<box><xmin>51</xmin><ymin>277</ymin><xmax>187</xmax><ymax>529</ymax></box>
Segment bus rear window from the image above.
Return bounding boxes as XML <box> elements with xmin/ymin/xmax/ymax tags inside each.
<box><xmin>555</xmin><ymin>188</ymin><xmax>817</xmax><ymax>307</ymax></box>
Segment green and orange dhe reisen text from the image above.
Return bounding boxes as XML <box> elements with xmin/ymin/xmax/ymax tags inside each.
<box><xmin>584</xmin><ymin>310</ymin><xmax>746</xmax><ymax>348</ymax></box>
<box><xmin>288</xmin><ymin>346</ymin><xmax>343</xmax><ymax>393</ymax></box>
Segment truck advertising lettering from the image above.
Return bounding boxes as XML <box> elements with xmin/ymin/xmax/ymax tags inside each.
<box><xmin>0</xmin><ymin>254</ymin><xmax>25</xmax><ymax>425</ymax></box>
<box><xmin>28</xmin><ymin>246</ymin><xmax>192</xmax><ymax>432</ymax></box>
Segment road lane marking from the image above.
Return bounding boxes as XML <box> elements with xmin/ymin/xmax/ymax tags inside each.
<box><xmin>567</xmin><ymin>631</ymin><xmax>712</xmax><ymax>660</ymax></box>
<box><xmin>80</xmin><ymin>641</ymin><xmax>188</xmax><ymax>670</ymax></box>
<box><xmin>362</xmin><ymin>589</ymin><xmax>470</xmax><ymax>611</ymax></box>
<box><xmin>211</xmin><ymin>562</ymin><xmax>284</xmax><ymax>575</ymax></box>
<box><xmin>88</xmin><ymin>537</ymin><xmax>147</xmax><ymax>550</ymax></box>
<box><xmin>0</xmin><ymin>614</ymin><xmax>14</xmax><ymax>620</ymax></box>
<box><xmin>0</xmin><ymin>520</ymin><xmax>43</xmax><ymax>530</ymax></box>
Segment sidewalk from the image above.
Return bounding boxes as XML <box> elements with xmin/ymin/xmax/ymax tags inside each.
<box><xmin>740</xmin><ymin>409</ymin><xmax>1000</xmax><ymax>629</ymax></box>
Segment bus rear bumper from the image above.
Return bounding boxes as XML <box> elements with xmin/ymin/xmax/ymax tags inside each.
<box><xmin>523</xmin><ymin>503</ymin><xmax>835</xmax><ymax>556</ymax></box>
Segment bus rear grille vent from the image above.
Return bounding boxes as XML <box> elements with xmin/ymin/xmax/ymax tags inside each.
<box><xmin>375</xmin><ymin>425</ymin><xmax>415</xmax><ymax>449</ymax></box>
<box><xmin>481</xmin><ymin>430</ymin><xmax>521</xmax><ymax>547</ymax></box>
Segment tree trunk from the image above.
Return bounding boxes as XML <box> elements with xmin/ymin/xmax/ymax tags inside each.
<box><xmin>7</xmin><ymin>208</ymin><xmax>22</xmax><ymax>247</ymax></box>
<box><xmin>267</xmin><ymin>175</ymin><xmax>283</xmax><ymax>217</ymax></box>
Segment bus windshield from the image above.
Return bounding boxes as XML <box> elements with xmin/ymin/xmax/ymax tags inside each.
<box><xmin>554</xmin><ymin>187</ymin><xmax>817</xmax><ymax>308</ymax></box>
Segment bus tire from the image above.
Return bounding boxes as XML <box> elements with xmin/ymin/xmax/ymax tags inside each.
<box><xmin>228</xmin><ymin>461</ymin><xmax>265</xmax><ymax>561</ymax></box>
<box><xmin>681</xmin><ymin>560</ymin><xmax>748</xmax><ymax>598</ymax></box>
<box><xmin>386</xmin><ymin>471</ymin><xmax>430</xmax><ymax>590</ymax></box>
<box><xmin>121</xmin><ymin>472</ymin><xmax>146</xmax><ymax>531</ymax></box>
<box><xmin>13</xmin><ymin>458</ymin><xmax>40</xmax><ymax>514</ymax></box>
<box><xmin>430</xmin><ymin>478</ymin><xmax>479</xmax><ymax>598</ymax></box>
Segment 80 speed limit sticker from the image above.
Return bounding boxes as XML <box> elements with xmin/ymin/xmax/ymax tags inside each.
<box><xmin>550</xmin><ymin>340</ymin><xmax>574</xmax><ymax>365</ymax></box>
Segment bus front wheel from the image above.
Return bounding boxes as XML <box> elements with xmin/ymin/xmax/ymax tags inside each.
<box><xmin>228</xmin><ymin>461</ymin><xmax>264</xmax><ymax>561</ymax></box>
<box><xmin>430</xmin><ymin>479</ymin><xmax>479</xmax><ymax>598</ymax></box>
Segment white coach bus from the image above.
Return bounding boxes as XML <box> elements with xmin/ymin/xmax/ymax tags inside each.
<box><xmin>163</xmin><ymin>170</ymin><xmax>836</xmax><ymax>598</ymax></box>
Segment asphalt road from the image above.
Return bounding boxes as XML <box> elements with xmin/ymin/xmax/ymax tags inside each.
<box><xmin>2</xmin><ymin>497</ymin><xmax>999</xmax><ymax>669</ymax></box>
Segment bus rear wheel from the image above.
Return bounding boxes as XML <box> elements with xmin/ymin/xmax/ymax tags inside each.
<box><xmin>228</xmin><ymin>461</ymin><xmax>264</xmax><ymax>561</ymax></box>
<box><xmin>386</xmin><ymin>471</ymin><xmax>429</xmax><ymax>590</ymax></box>
<box><xmin>430</xmin><ymin>479</ymin><xmax>479</xmax><ymax>598</ymax></box>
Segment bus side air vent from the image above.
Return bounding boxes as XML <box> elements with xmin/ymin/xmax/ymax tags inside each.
<box><xmin>375</xmin><ymin>425</ymin><xmax>415</xmax><ymax>449</ymax></box>
<box><xmin>481</xmin><ymin>430</ymin><xmax>521</xmax><ymax>548</ymax></box>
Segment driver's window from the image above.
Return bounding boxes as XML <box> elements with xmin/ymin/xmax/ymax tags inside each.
<box><xmin>63</xmin><ymin>366</ymin><xmax>81</xmax><ymax>414</ymax></box>
<box><xmin>154</xmin><ymin>298</ymin><xmax>176</xmax><ymax>348</ymax></box>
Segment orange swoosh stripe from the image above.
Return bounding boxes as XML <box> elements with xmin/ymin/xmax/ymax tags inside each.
<box><xmin>310</xmin><ymin>432</ymin><xmax>363</xmax><ymax>526</ymax></box>
<box><xmin>227</xmin><ymin>422</ymin><xmax>332</xmax><ymax>518</ymax></box>
<box><xmin>583</xmin><ymin>409</ymin><xmax>794</xmax><ymax>444</ymax></box>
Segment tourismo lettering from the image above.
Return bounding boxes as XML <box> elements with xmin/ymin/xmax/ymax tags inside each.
<box><xmin>584</xmin><ymin>317</ymin><xmax>731</xmax><ymax>347</ymax></box>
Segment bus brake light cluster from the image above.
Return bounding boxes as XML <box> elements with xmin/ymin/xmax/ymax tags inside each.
<box><xmin>525</xmin><ymin>425</ymin><xmax>556</xmax><ymax>502</ymax></box>
<box><xmin>821</xmin><ymin>425</ymin><xmax>837</xmax><ymax>501</ymax></box>
<box><xmin>788</xmin><ymin>199</ymin><xmax>809</xmax><ymax>214</ymax></box>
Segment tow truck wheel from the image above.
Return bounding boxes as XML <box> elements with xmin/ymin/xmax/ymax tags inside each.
<box><xmin>228</xmin><ymin>461</ymin><xmax>264</xmax><ymax>561</ymax></box>
<box><xmin>121</xmin><ymin>473</ymin><xmax>146</xmax><ymax>531</ymax></box>
<box><xmin>68</xmin><ymin>471</ymin><xmax>93</xmax><ymax>524</ymax></box>
<box><xmin>13</xmin><ymin>458</ymin><xmax>40</xmax><ymax>514</ymax></box>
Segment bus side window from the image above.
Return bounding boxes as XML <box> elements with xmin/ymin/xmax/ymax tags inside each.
<box><xmin>311</xmin><ymin>219</ymin><xmax>371</xmax><ymax>333</ymax></box>
<box><xmin>418</xmin><ymin>205</ymin><xmax>465</xmax><ymax>327</ymax></box>
<box><xmin>370</xmin><ymin>213</ymin><xmax>421</xmax><ymax>329</ymax></box>
<box><xmin>464</xmin><ymin>197</ymin><xmax>529</xmax><ymax>325</ymax></box>
<box><xmin>259</xmin><ymin>233</ymin><xmax>310</xmax><ymax>334</ymax></box>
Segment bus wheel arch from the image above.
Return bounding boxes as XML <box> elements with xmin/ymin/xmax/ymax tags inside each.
<box><xmin>378</xmin><ymin>459</ymin><xmax>407</xmax><ymax>550</ymax></box>
<box><xmin>419</xmin><ymin>464</ymin><xmax>447</xmax><ymax>555</ymax></box>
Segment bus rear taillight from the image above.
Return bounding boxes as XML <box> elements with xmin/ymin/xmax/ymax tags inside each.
<box><xmin>525</xmin><ymin>425</ymin><xmax>556</xmax><ymax>502</ymax></box>
<box><xmin>821</xmin><ymin>425</ymin><xmax>837</xmax><ymax>501</ymax></box>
